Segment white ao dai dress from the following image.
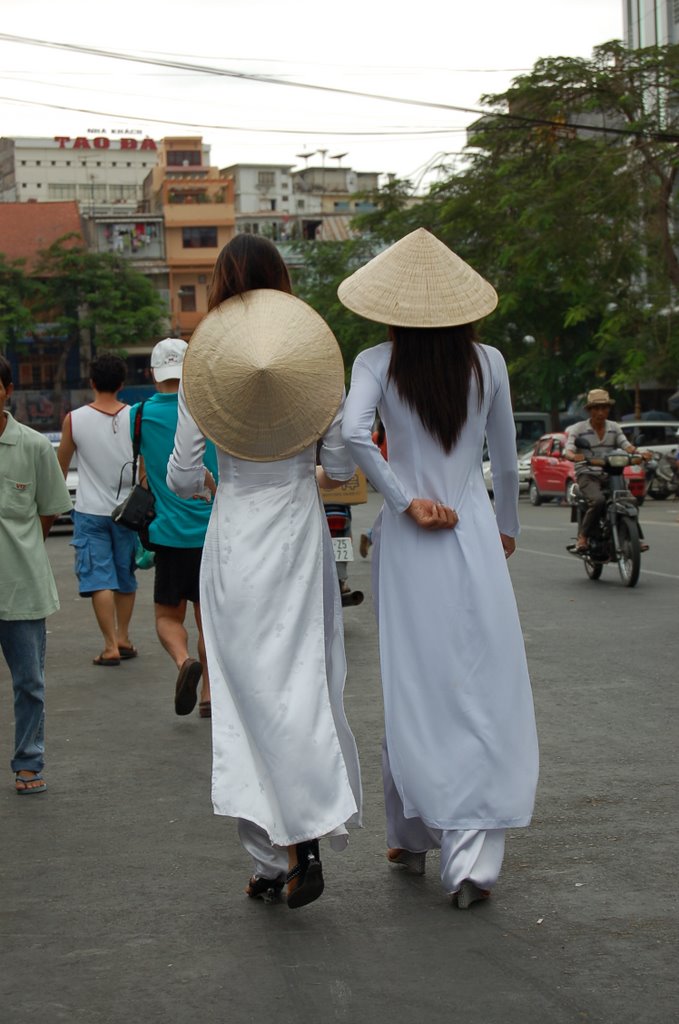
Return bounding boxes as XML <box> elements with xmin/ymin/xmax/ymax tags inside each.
<box><xmin>167</xmin><ymin>385</ymin><xmax>362</xmax><ymax>868</ymax></box>
<box><xmin>342</xmin><ymin>342</ymin><xmax>538</xmax><ymax>892</ymax></box>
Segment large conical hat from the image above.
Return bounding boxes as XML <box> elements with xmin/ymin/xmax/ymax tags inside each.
<box><xmin>182</xmin><ymin>289</ymin><xmax>344</xmax><ymax>461</ymax></box>
<box><xmin>337</xmin><ymin>227</ymin><xmax>498</xmax><ymax>327</ymax></box>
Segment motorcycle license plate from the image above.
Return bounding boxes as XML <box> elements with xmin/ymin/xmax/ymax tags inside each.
<box><xmin>332</xmin><ymin>537</ymin><xmax>354</xmax><ymax>562</ymax></box>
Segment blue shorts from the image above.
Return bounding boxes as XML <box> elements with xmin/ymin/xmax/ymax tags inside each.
<box><xmin>71</xmin><ymin>511</ymin><xmax>138</xmax><ymax>597</ymax></box>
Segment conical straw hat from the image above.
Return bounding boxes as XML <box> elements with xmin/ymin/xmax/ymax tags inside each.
<box><xmin>182</xmin><ymin>290</ymin><xmax>344</xmax><ymax>462</ymax></box>
<box><xmin>337</xmin><ymin>227</ymin><xmax>498</xmax><ymax>327</ymax></box>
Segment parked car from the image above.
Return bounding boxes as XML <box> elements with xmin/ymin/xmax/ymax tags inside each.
<box><xmin>44</xmin><ymin>431</ymin><xmax>77</xmax><ymax>528</ymax></box>
<box><xmin>483</xmin><ymin>440</ymin><xmax>534</xmax><ymax>495</ymax></box>
<box><xmin>528</xmin><ymin>432</ymin><xmax>646</xmax><ymax>506</ymax></box>
<box><xmin>618</xmin><ymin>420</ymin><xmax>679</xmax><ymax>455</ymax></box>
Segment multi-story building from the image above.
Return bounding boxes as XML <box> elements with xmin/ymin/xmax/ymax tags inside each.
<box><xmin>142</xmin><ymin>137</ymin><xmax>235</xmax><ymax>338</ymax></box>
<box><xmin>81</xmin><ymin>213</ymin><xmax>170</xmax><ymax>383</ymax></box>
<box><xmin>221</xmin><ymin>162</ymin><xmax>298</xmax><ymax>241</ymax></box>
<box><xmin>222</xmin><ymin>160</ymin><xmax>379</xmax><ymax>242</ymax></box>
<box><xmin>624</xmin><ymin>0</ymin><xmax>678</xmax><ymax>46</ymax></box>
<box><xmin>0</xmin><ymin>134</ymin><xmax>160</xmax><ymax>214</ymax></box>
<box><xmin>291</xmin><ymin>164</ymin><xmax>379</xmax><ymax>240</ymax></box>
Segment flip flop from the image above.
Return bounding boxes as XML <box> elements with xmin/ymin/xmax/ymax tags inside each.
<box><xmin>15</xmin><ymin>772</ymin><xmax>47</xmax><ymax>795</ymax></box>
<box><xmin>118</xmin><ymin>645</ymin><xmax>138</xmax><ymax>660</ymax></box>
<box><xmin>199</xmin><ymin>700</ymin><xmax>212</xmax><ymax>719</ymax></box>
<box><xmin>174</xmin><ymin>658</ymin><xmax>203</xmax><ymax>716</ymax></box>
<box><xmin>93</xmin><ymin>654</ymin><xmax>121</xmax><ymax>666</ymax></box>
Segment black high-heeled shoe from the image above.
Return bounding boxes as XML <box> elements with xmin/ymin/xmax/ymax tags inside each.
<box><xmin>245</xmin><ymin>875</ymin><xmax>285</xmax><ymax>903</ymax></box>
<box><xmin>286</xmin><ymin>839</ymin><xmax>324</xmax><ymax>909</ymax></box>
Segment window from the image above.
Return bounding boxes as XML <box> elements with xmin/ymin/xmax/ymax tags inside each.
<box><xmin>179</xmin><ymin>285</ymin><xmax>196</xmax><ymax>312</ymax></box>
<box><xmin>36</xmin><ymin>160</ymin><xmax>41</xmax><ymax>166</ymax></box>
<box><xmin>48</xmin><ymin>184</ymin><xmax>77</xmax><ymax>199</ymax></box>
<box><xmin>110</xmin><ymin>184</ymin><xmax>139</xmax><ymax>199</ymax></box>
<box><xmin>168</xmin><ymin>150</ymin><xmax>201</xmax><ymax>167</ymax></box>
<box><xmin>257</xmin><ymin>171</ymin><xmax>275</xmax><ymax>188</ymax></box>
<box><xmin>182</xmin><ymin>226</ymin><xmax>218</xmax><ymax>248</ymax></box>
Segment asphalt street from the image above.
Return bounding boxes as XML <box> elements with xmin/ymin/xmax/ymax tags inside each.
<box><xmin>1</xmin><ymin>489</ymin><xmax>677</xmax><ymax>1024</ymax></box>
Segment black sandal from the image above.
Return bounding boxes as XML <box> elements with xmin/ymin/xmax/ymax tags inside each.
<box><xmin>286</xmin><ymin>839</ymin><xmax>324</xmax><ymax>909</ymax></box>
<box><xmin>245</xmin><ymin>875</ymin><xmax>285</xmax><ymax>903</ymax></box>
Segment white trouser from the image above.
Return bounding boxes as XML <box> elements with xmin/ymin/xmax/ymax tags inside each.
<box><xmin>237</xmin><ymin>819</ymin><xmax>288</xmax><ymax>880</ymax></box>
<box><xmin>382</xmin><ymin>740</ymin><xmax>506</xmax><ymax>893</ymax></box>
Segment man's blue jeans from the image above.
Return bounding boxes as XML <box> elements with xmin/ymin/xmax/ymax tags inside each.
<box><xmin>0</xmin><ymin>618</ymin><xmax>46</xmax><ymax>773</ymax></box>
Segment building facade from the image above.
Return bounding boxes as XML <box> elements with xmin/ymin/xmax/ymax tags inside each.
<box><xmin>624</xmin><ymin>0</ymin><xmax>678</xmax><ymax>46</ymax></box>
<box><xmin>0</xmin><ymin>134</ymin><xmax>160</xmax><ymax>214</ymax></box>
<box><xmin>142</xmin><ymin>137</ymin><xmax>235</xmax><ymax>339</ymax></box>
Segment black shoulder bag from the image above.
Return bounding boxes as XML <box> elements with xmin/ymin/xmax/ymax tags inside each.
<box><xmin>111</xmin><ymin>401</ymin><xmax>157</xmax><ymax>539</ymax></box>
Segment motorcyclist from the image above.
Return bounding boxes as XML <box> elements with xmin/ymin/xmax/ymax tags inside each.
<box><xmin>564</xmin><ymin>388</ymin><xmax>652</xmax><ymax>552</ymax></box>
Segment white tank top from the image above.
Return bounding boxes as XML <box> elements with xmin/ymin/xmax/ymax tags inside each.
<box><xmin>70</xmin><ymin>404</ymin><xmax>134</xmax><ymax>515</ymax></box>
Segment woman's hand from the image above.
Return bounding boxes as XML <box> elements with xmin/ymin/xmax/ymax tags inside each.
<box><xmin>192</xmin><ymin>469</ymin><xmax>216</xmax><ymax>502</ymax></box>
<box><xmin>500</xmin><ymin>533</ymin><xmax>516</xmax><ymax>558</ymax></box>
<box><xmin>316</xmin><ymin>466</ymin><xmax>349</xmax><ymax>490</ymax></box>
<box><xmin>405</xmin><ymin>498</ymin><xmax>459</xmax><ymax>531</ymax></box>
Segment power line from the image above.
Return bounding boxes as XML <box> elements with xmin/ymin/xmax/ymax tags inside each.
<box><xmin>1</xmin><ymin>32</ymin><xmax>678</xmax><ymax>144</ymax></box>
<box><xmin>0</xmin><ymin>94</ymin><xmax>470</xmax><ymax>137</ymax></box>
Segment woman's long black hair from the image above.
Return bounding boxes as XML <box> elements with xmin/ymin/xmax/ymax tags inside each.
<box><xmin>208</xmin><ymin>234</ymin><xmax>292</xmax><ymax>310</ymax></box>
<box><xmin>387</xmin><ymin>324</ymin><xmax>486</xmax><ymax>453</ymax></box>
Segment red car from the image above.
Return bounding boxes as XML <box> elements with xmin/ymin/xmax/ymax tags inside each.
<box><xmin>528</xmin><ymin>432</ymin><xmax>646</xmax><ymax>506</ymax></box>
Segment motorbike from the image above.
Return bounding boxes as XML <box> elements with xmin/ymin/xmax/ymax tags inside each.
<box><xmin>645</xmin><ymin>450</ymin><xmax>679</xmax><ymax>500</ymax></box>
<box><xmin>324</xmin><ymin>503</ymin><xmax>364</xmax><ymax>607</ymax></box>
<box><xmin>567</xmin><ymin>438</ymin><xmax>646</xmax><ymax>587</ymax></box>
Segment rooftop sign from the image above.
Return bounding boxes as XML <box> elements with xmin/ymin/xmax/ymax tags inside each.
<box><xmin>53</xmin><ymin>136</ymin><xmax>157</xmax><ymax>151</ymax></box>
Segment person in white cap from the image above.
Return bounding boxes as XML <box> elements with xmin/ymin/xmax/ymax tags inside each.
<box><xmin>167</xmin><ymin>235</ymin><xmax>362</xmax><ymax>909</ymax></box>
<box><xmin>564</xmin><ymin>388</ymin><xmax>651</xmax><ymax>552</ymax></box>
<box><xmin>339</xmin><ymin>227</ymin><xmax>539</xmax><ymax>908</ymax></box>
<box><xmin>129</xmin><ymin>339</ymin><xmax>219</xmax><ymax>718</ymax></box>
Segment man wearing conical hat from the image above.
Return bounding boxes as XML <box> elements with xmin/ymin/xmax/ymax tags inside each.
<box><xmin>340</xmin><ymin>228</ymin><xmax>539</xmax><ymax>908</ymax></box>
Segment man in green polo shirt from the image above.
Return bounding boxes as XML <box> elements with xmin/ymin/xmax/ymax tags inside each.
<box><xmin>0</xmin><ymin>355</ymin><xmax>73</xmax><ymax>794</ymax></box>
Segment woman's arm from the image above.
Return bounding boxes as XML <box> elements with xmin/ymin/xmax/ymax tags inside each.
<box><xmin>484</xmin><ymin>350</ymin><xmax>520</xmax><ymax>539</ymax></box>
<box><xmin>342</xmin><ymin>353</ymin><xmax>413</xmax><ymax>514</ymax></box>
<box><xmin>166</xmin><ymin>382</ymin><xmax>211</xmax><ymax>499</ymax></box>
<box><xmin>319</xmin><ymin>391</ymin><xmax>356</xmax><ymax>484</ymax></box>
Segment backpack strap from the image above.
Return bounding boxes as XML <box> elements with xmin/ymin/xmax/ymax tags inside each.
<box><xmin>116</xmin><ymin>400</ymin><xmax>147</xmax><ymax>497</ymax></box>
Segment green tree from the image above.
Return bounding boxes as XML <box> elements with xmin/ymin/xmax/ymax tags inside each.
<box><xmin>291</xmin><ymin>238</ymin><xmax>385</xmax><ymax>376</ymax></box>
<box><xmin>351</xmin><ymin>41</ymin><xmax>679</xmax><ymax>415</ymax></box>
<box><xmin>0</xmin><ymin>254</ymin><xmax>35</xmax><ymax>349</ymax></box>
<box><xmin>33</xmin><ymin>236</ymin><xmax>168</xmax><ymax>387</ymax></box>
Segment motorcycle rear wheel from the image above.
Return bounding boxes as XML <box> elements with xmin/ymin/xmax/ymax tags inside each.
<box><xmin>617</xmin><ymin>518</ymin><xmax>641</xmax><ymax>587</ymax></box>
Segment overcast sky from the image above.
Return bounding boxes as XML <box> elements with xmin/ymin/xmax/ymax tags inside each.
<box><xmin>1</xmin><ymin>0</ymin><xmax>623</xmax><ymax>187</ymax></box>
